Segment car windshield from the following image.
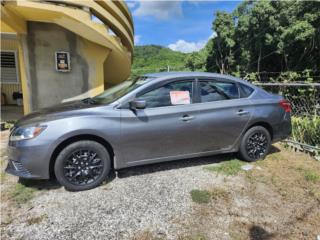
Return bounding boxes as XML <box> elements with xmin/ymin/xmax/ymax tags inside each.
<box><xmin>92</xmin><ymin>76</ymin><xmax>153</xmax><ymax>104</ymax></box>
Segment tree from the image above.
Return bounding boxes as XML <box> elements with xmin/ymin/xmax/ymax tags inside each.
<box><xmin>207</xmin><ymin>11</ymin><xmax>235</xmax><ymax>74</ymax></box>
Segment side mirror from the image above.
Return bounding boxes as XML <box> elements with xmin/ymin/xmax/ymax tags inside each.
<box><xmin>130</xmin><ymin>99</ymin><xmax>146</xmax><ymax>110</ymax></box>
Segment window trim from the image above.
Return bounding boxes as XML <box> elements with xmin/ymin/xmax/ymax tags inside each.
<box><xmin>196</xmin><ymin>78</ymin><xmax>240</xmax><ymax>103</ymax></box>
<box><xmin>0</xmin><ymin>50</ymin><xmax>20</xmax><ymax>85</ymax></box>
<box><xmin>239</xmin><ymin>83</ymin><xmax>255</xmax><ymax>98</ymax></box>
<box><xmin>133</xmin><ymin>78</ymin><xmax>197</xmax><ymax>109</ymax></box>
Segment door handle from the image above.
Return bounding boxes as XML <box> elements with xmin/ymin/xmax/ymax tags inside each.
<box><xmin>237</xmin><ymin>110</ymin><xmax>249</xmax><ymax>116</ymax></box>
<box><xmin>180</xmin><ymin>115</ymin><xmax>194</xmax><ymax>121</ymax></box>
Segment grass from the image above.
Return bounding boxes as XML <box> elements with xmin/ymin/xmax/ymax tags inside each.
<box><xmin>303</xmin><ymin>169</ymin><xmax>320</xmax><ymax>183</ymax></box>
<box><xmin>190</xmin><ymin>190</ymin><xmax>211</xmax><ymax>204</ymax></box>
<box><xmin>7</xmin><ymin>183</ymin><xmax>36</xmax><ymax>205</ymax></box>
<box><xmin>190</xmin><ymin>187</ymin><xmax>229</xmax><ymax>204</ymax></box>
<box><xmin>204</xmin><ymin>160</ymin><xmax>244</xmax><ymax>176</ymax></box>
<box><xmin>0</xmin><ymin>171</ymin><xmax>7</xmax><ymax>183</ymax></box>
<box><xmin>210</xmin><ymin>187</ymin><xmax>229</xmax><ymax>201</ymax></box>
<box><xmin>26</xmin><ymin>214</ymin><xmax>48</xmax><ymax>225</ymax></box>
<box><xmin>296</xmin><ymin>167</ymin><xmax>320</xmax><ymax>183</ymax></box>
<box><xmin>178</xmin><ymin>235</ymin><xmax>207</xmax><ymax>240</ymax></box>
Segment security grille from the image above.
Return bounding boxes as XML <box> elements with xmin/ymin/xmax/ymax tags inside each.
<box><xmin>0</xmin><ymin>51</ymin><xmax>19</xmax><ymax>84</ymax></box>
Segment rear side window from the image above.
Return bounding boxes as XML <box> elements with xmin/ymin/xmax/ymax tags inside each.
<box><xmin>199</xmin><ymin>80</ymin><xmax>239</xmax><ymax>103</ymax></box>
<box><xmin>239</xmin><ymin>83</ymin><xmax>254</xmax><ymax>98</ymax></box>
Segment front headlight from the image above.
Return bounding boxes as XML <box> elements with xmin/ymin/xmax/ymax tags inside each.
<box><xmin>10</xmin><ymin>126</ymin><xmax>47</xmax><ymax>141</ymax></box>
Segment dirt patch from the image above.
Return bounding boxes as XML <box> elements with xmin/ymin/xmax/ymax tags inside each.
<box><xmin>184</xmin><ymin>145</ymin><xmax>320</xmax><ymax>240</ymax></box>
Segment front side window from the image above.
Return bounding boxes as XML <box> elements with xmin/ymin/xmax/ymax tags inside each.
<box><xmin>200</xmin><ymin>80</ymin><xmax>239</xmax><ymax>103</ymax></box>
<box><xmin>137</xmin><ymin>81</ymin><xmax>193</xmax><ymax>108</ymax></box>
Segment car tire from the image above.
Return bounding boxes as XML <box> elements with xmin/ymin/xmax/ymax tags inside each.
<box><xmin>54</xmin><ymin>140</ymin><xmax>111</xmax><ymax>191</ymax></box>
<box><xmin>238</xmin><ymin>126</ymin><xmax>271</xmax><ymax>162</ymax></box>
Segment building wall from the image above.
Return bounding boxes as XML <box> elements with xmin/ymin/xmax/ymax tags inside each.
<box><xmin>1</xmin><ymin>37</ymin><xmax>22</xmax><ymax>105</ymax></box>
<box><xmin>26</xmin><ymin>22</ymin><xmax>109</xmax><ymax>110</ymax></box>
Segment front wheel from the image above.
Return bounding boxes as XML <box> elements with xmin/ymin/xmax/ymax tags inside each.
<box><xmin>54</xmin><ymin>140</ymin><xmax>111</xmax><ymax>191</ymax></box>
<box><xmin>238</xmin><ymin>126</ymin><xmax>271</xmax><ymax>162</ymax></box>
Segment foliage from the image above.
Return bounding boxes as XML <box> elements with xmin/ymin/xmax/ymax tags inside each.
<box><xmin>291</xmin><ymin>116</ymin><xmax>320</xmax><ymax>147</ymax></box>
<box><xmin>131</xmin><ymin>45</ymin><xmax>189</xmax><ymax>78</ymax></box>
<box><xmin>204</xmin><ymin>159</ymin><xmax>243</xmax><ymax>176</ymax></box>
<box><xmin>186</xmin><ymin>1</ymin><xmax>320</xmax><ymax>75</ymax></box>
<box><xmin>185</xmin><ymin>43</ymin><xmax>211</xmax><ymax>72</ymax></box>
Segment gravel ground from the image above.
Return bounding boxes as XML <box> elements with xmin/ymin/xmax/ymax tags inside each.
<box><xmin>0</xmin><ymin>128</ymin><xmax>230</xmax><ymax>240</ymax></box>
<box><xmin>1</xmin><ymin>130</ymin><xmax>320</xmax><ymax>240</ymax></box>
<box><xmin>7</xmin><ymin>158</ymin><xmax>228</xmax><ymax>240</ymax></box>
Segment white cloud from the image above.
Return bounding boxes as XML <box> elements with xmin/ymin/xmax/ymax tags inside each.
<box><xmin>133</xmin><ymin>1</ymin><xmax>183</xmax><ymax>20</ymax></box>
<box><xmin>209</xmin><ymin>31</ymin><xmax>217</xmax><ymax>39</ymax></box>
<box><xmin>168</xmin><ymin>39</ymin><xmax>206</xmax><ymax>53</ymax></box>
<box><xmin>134</xmin><ymin>35</ymin><xmax>141</xmax><ymax>45</ymax></box>
<box><xmin>126</xmin><ymin>1</ymin><xmax>138</xmax><ymax>8</ymax></box>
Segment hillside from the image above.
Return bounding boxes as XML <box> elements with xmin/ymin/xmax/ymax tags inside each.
<box><xmin>131</xmin><ymin>45</ymin><xmax>188</xmax><ymax>77</ymax></box>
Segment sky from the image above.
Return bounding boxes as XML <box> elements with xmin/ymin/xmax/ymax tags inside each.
<box><xmin>126</xmin><ymin>1</ymin><xmax>241</xmax><ymax>53</ymax></box>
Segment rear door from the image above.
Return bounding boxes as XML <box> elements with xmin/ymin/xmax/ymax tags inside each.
<box><xmin>119</xmin><ymin>79</ymin><xmax>200</xmax><ymax>166</ymax></box>
<box><xmin>195</xmin><ymin>78</ymin><xmax>253</xmax><ymax>152</ymax></box>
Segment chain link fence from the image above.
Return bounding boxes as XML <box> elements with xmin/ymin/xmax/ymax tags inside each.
<box><xmin>254</xmin><ymin>82</ymin><xmax>320</xmax><ymax>158</ymax></box>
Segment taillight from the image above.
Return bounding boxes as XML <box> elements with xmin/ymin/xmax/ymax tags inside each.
<box><xmin>279</xmin><ymin>99</ymin><xmax>291</xmax><ymax>113</ymax></box>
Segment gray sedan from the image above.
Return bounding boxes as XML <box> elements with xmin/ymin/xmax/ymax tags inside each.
<box><xmin>6</xmin><ymin>72</ymin><xmax>291</xmax><ymax>191</ymax></box>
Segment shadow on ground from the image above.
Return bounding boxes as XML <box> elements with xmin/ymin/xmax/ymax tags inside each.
<box><xmin>249</xmin><ymin>225</ymin><xmax>275</xmax><ymax>240</ymax></box>
<box><xmin>18</xmin><ymin>145</ymin><xmax>281</xmax><ymax>190</ymax></box>
<box><xmin>117</xmin><ymin>152</ymin><xmax>235</xmax><ymax>178</ymax></box>
<box><xmin>18</xmin><ymin>178</ymin><xmax>61</xmax><ymax>190</ymax></box>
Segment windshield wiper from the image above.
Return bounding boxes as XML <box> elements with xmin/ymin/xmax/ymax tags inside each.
<box><xmin>81</xmin><ymin>98</ymin><xmax>97</xmax><ymax>104</ymax></box>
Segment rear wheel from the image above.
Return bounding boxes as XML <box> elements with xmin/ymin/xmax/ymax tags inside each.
<box><xmin>54</xmin><ymin>140</ymin><xmax>110</xmax><ymax>191</ymax></box>
<box><xmin>238</xmin><ymin>126</ymin><xmax>271</xmax><ymax>162</ymax></box>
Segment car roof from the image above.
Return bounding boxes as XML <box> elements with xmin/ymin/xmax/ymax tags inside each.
<box><xmin>143</xmin><ymin>71</ymin><xmax>243</xmax><ymax>82</ymax></box>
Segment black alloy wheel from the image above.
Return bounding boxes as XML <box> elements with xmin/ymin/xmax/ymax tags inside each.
<box><xmin>63</xmin><ymin>149</ymin><xmax>104</xmax><ymax>186</ymax></box>
<box><xmin>54</xmin><ymin>140</ymin><xmax>111</xmax><ymax>191</ymax></box>
<box><xmin>238</xmin><ymin>126</ymin><xmax>271</xmax><ymax>162</ymax></box>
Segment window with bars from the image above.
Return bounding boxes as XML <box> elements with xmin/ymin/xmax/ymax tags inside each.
<box><xmin>0</xmin><ymin>51</ymin><xmax>19</xmax><ymax>84</ymax></box>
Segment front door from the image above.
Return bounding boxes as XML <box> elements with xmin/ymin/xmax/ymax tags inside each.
<box><xmin>119</xmin><ymin>80</ymin><xmax>200</xmax><ymax>166</ymax></box>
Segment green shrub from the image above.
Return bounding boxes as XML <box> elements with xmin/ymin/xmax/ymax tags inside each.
<box><xmin>291</xmin><ymin>116</ymin><xmax>320</xmax><ymax>147</ymax></box>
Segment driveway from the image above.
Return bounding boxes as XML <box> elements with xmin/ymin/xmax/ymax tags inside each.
<box><xmin>1</xmin><ymin>130</ymin><xmax>319</xmax><ymax>240</ymax></box>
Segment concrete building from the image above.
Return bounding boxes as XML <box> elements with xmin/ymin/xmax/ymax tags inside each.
<box><xmin>0</xmin><ymin>0</ymin><xmax>134</xmax><ymax>116</ymax></box>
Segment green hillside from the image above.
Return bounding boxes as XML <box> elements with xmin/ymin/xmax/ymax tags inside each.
<box><xmin>131</xmin><ymin>45</ymin><xmax>189</xmax><ymax>77</ymax></box>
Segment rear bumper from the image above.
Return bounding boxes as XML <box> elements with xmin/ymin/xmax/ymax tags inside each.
<box><xmin>272</xmin><ymin>113</ymin><xmax>292</xmax><ymax>142</ymax></box>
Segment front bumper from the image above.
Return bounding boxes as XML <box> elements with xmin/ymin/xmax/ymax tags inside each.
<box><xmin>5</xmin><ymin>159</ymin><xmax>39</xmax><ymax>178</ymax></box>
<box><xmin>5</xmin><ymin>140</ymin><xmax>52</xmax><ymax>179</ymax></box>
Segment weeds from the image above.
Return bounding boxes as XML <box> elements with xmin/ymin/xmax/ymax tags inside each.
<box><xmin>296</xmin><ymin>167</ymin><xmax>320</xmax><ymax>183</ymax></box>
<box><xmin>7</xmin><ymin>183</ymin><xmax>36</xmax><ymax>205</ymax></box>
<box><xmin>178</xmin><ymin>235</ymin><xmax>207</xmax><ymax>240</ymax></box>
<box><xmin>190</xmin><ymin>190</ymin><xmax>211</xmax><ymax>204</ymax></box>
<box><xmin>304</xmin><ymin>170</ymin><xmax>320</xmax><ymax>183</ymax></box>
<box><xmin>204</xmin><ymin>160</ymin><xmax>243</xmax><ymax>176</ymax></box>
<box><xmin>191</xmin><ymin>187</ymin><xmax>229</xmax><ymax>204</ymax></box>
<box><xmin>26</xmin><ymin>214</ymin><xmax>48</xmax><ymax>225</ymax></box>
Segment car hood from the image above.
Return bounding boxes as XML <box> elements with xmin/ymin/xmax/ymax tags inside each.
<box><xmin>16</xmin><ymin>100</ymin><xmax>101</xmax><ymax>126</ymax></box>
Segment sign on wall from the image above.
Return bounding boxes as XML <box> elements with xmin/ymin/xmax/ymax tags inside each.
<box><xmin>55</xmin><ymin>51</ymin><xmax>70</xmax><ymax>72</ymax></box>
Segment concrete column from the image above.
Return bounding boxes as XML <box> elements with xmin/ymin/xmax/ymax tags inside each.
<box><xmin>17</xmin><ymin>34</ymin><xmax>32</xmax><ymax>113</ymax></box>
